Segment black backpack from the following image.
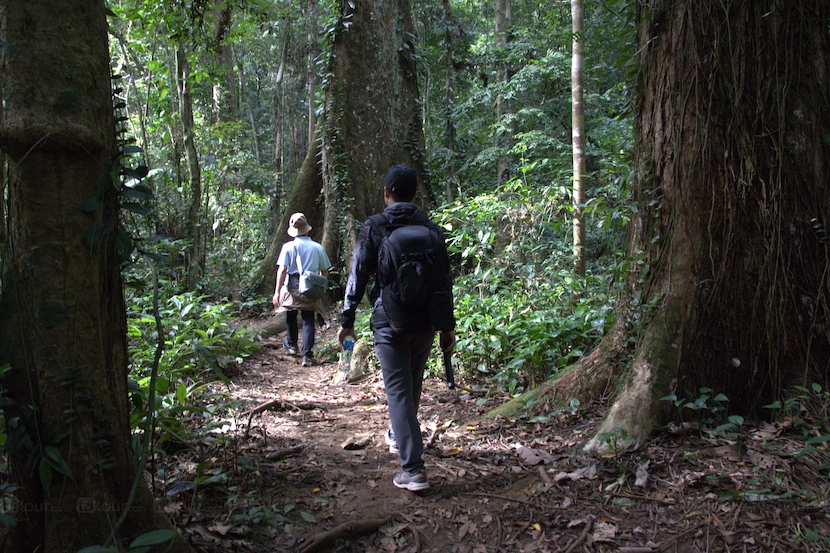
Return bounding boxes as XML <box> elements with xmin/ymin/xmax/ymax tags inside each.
<box><xmin>373</xmin><ymin>214</ymin><xmax>454</xmax><ymax>332</ymax></box>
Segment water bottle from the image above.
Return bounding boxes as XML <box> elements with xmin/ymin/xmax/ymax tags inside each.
<box><xmin>335</xmin><ymin>338</ymin><xmax>354</xmax><ymax>382</ymax></box>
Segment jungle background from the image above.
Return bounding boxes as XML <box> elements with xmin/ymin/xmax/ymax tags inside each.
<box><xmin>0</xmin><ymin>0</ymin><xmax>828</xmax><ymax>551</ymax></box>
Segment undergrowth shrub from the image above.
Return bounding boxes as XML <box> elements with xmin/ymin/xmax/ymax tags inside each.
<box><xmin>432</xmin><ymin>176</ymin><xmax>624</xmax><ymax>393</ymax></box>
<box><xmin>125</xmin><ymin>274</ymin><xmax>262</xmax><ymax>449</ymax></box>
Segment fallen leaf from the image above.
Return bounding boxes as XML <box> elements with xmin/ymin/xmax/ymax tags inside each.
<box><xmin>635</xmin><ymin>461</ymin><xmax>650</xmax><ymax>488</ymax></box>
<box><xmin>592</xmin><ymin>521</ymin><xmax>617</xmax><ymax>542</ymax></box>
<box><xmin>568</xmin><ymin>518</ymin><xmax>589</xmax><ymax>528</ymax></box>
<box><xmin>209</xmin><ymin>523</ymin><xmax>234</xmax><ymax>536</ymax></box>
<box><xmin>746</xmin><ymin>449</ymin><xmax>775</xmax><ymax>469</ymax></box>
<box><xmin>340</xmin><ymin>434</ymin><xmax>372</xmax><ymax>450</ymax></box>
<box><xmin>554</xmin><ymin>463</ymin><xmax>597</xmax><ymax>482</ymax></box>
<box><xmin>440</xmin><ymin>447</ymin><xmax>462</xmax><ymax>457</ymax></box>
<box><xmin>514</xmin><ymin>444</ymin><xmax>555</xmax><ymax>465</ymax></box>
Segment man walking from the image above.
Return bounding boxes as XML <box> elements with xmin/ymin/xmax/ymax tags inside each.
<box><xmin>338</xmin><ymin>164</ymin><xmax>455</xmax><ymax>491</ymax></box>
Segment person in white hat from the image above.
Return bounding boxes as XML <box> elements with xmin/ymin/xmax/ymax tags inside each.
<box><xmin>273</xmin><ymin>213</ymin><xmax>332</xmax><ymax>366</ymax></box>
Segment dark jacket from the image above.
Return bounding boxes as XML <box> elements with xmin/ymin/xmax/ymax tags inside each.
<box><xmin>340</xmin><ymin>202</ymin><xmax>452</xmax><ymax>331</ymax></box>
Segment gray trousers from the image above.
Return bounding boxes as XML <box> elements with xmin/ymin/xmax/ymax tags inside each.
<box><xmin>373</xmin><ymin>325</ymin><xmax>435</xmax><ymax>474</ymax></box>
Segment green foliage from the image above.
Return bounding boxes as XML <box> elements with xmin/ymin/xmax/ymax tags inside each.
<box><xmin>660</xmin><ymin>388</ymin><xmax>731</xmax><ymax>426</ymax></box>
<box><xmin>764</xmin><ymin>384</ymin><xmax>829</xmax><ymax>469</ymax></box>
<box><xmin>432</xmin><ymin>177</ymin><xmax>619</xmax><ymax>392</ymax></box>
<box><xmin>76</xmin><ymin>528</ymin><xmax>176</xmax><ymax>553</ymax></box>
<box><xmin>125</xmin><ymin>277</ymin><xmax>262</xmax><ymax>449</ymax></box>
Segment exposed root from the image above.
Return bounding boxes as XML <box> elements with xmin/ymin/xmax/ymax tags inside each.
<box><xmin>298</xmin><ymin>516</ymin><xmax>393</xmax><ymax>553</ymax></box>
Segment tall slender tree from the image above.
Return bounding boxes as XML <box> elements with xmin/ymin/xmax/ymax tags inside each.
<box><xmin>571</xmin><ymin>0</ymin><xmax>586</xmax><ymax>278</ymax></box>
<box><xmin>495</xmin><ymin>0</ymin><xmax>512</xmax><ymax>185</ymax></box>
<box><xmin>177</xmin><ymin>41</ymin><xmax>206</xmax><ymax>290</ymax></box>
<box><xmin>0</xmin><ymin>0</ymin><xmax>194</xmax><ymax>550</ymax></box>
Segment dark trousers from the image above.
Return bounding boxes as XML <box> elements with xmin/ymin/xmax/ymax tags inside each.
<box><xmin>373</xmin><ymin>325</ymin><xmax>435</xmax><ymax>474</ymax></box>
<box><xmin>285</xmin><ymin>309</ymin><xmax>316</xmax><ymax>356</ymax></box>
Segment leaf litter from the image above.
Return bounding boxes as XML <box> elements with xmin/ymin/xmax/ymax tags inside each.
<box><xmin>153</xmin><ymin>318</ymin><xmax>830</xmax><ymax>552</ymax></box>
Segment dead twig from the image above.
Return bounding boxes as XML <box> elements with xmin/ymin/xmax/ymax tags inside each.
<box><xmin>462</xmin><ymin>491</ymin><xmax>547</xmax><ymax>507</ymax></box>
<box><xmin>407</xmin><ymin>523</ymin><xmax>422</xmax><ymax>552</ymax></box>
<box><xmin>563</xmin><ymin>516</ymin><xmax>593</xmax><ymax>553</ymax></box>
<box><xmin>298</xmin><ymin>516</ymin><xmax>393</xmax><ymax>553</ymax></box>
<box><xmin>264</xmin><ymin>443</ymin><xmax>309</xmax><ymax>461</ymax></box>
<box><xmin>657</xmin><ymin>525</ymin><xmax>700</xmax><ymax>552</ymax></box>
<box><xmin>611</xmin><ymin>492</ymin><xmax>677</xmax><ymax>505</ymax></box>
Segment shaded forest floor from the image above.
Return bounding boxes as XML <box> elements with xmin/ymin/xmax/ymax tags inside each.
<box><xmin>159</xmin><ymin>316</ymin><xmax>830</xmax><ymax>553</ymax></box>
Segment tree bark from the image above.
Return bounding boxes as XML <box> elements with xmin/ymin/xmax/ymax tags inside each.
<box><xmin>497</xmin><ymin>1</ymin><xmax>830</xmax><ymax>453</ymax></box>
<box><xmin>176</xmin><ymin>41</ymin><xmax>205</xmax><ymax>290</ymax></box>
<box><xmin>585</xmin><ymin>1</ymin><xmax>830</xmax><ymax>450</ymax></box>
<box><xmin>571</xmin><ymin>0</ymin><xmax>586</xmax><ymax>279</ymax></box>
<box><xmin>239</xmin><ymin>55</ymin><xmax>262</xmax><ymax>164</ymax></box>
<box><xmin>442</xmin><ymin>0</ymin><xmax>457</xmax><ymax>203</ymax></box>
<box><xmin>495</xmin><ymin>0</ymin><xmax>512</xmax><ymax>185</ymax></box>
<box><xmin>306</xmin><ymin>0</ymin><xmax>317</xmax><ymax>149</ymax></box>
<box><xmin>0</xmin><ymin>1</ymin><xmax>193</xmax><ymax>551</ymax></box>
<box><xmin>213</xmin><ymin>2</ymin><xmax>238</xmax><ymax>122</ymax></box>
<box><xmin>252</xmin><ymin>0</ymin><xmax>431</xmax><ymax>296</ymax></box>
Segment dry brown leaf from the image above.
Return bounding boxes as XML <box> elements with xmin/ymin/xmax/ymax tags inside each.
<box><xmin>746</xmin><ymin>449</ymin><xmax>775</xmax><ymax>469</ymax></box>
<box><xmin>635</xmin><ymin>461</ymin><xmax>650</xmax><ymax>488</ymax></box>
<box><xmin>514</xmin><ymin>444</ymin><xmax>555</xmax><ymax>465</ymax></box>
<box><xmin>592</xmin><ymin>521</ymin><xmax>617</xmax><ymax>542</ymax></box>
<box><xmin>209</xmin><ymin>523</ymin><xmax>234</xmax><ymax>536</ymax></box>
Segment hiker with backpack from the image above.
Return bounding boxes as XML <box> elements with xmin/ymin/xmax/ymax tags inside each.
<box><xmin>337</xmin><ymin>164</ymin><xmax>456</xmax><ymax>491</ymax></box>
<box><xmin>273</xmin><ymin>212</ymin><xmax>332</xmax><ymax>367</ymax></box>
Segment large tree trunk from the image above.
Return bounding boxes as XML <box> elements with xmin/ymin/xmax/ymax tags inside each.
<box><xmin>586</xmin><ymin>1</ymin><xmax>830</xmax><ymax>449</ymax></box>
<box><xmin>252</xmin><ymin>0</ymin><xmax>430</xmax><ymax>296</ymax></box>
<box><xmin>0</xmin><ymin>1</ymin><xmax>193</xmax><ymax>551</ymax></box>
<box><xmin>496</xmin><ymin>1</ymin><xmax>830</xmax><ymax>452</ymax></box>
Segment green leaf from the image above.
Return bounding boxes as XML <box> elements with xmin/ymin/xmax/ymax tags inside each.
<box><xmin>123</xmin><ymin>185</ymin><xmax>153</xmax><ymax>201</ymax></box>
<box><xmin>764</xmin><ymin>401</ymin><xmax>782</xmax><ymax>409</ymax></box>
<box><xmin>805</xmin><ymin>435</ymin><xmax>829</xmax><ymax>445</ymax></box>
<box><xmin>122</xmin><ymin>165</ymin><xmax>150</xmax><ymax>179</ymax></box>
<box><xmin>300</xmin><ymin>511</ymin><xmax>316</xmax><ymax>522</ymax></box>
<box><xmin>39</xmin><ymin>457</ymin><xmax>52</xmax><ymax>489</ymax></box>
<box><xmin>128</xmin><ymin>529</ymin><xmax>176</xmax><ymax>548</ymax></box>
<box><xmin>0</xmin><ymin>513</ymin><xmax>18</xmax><ymax>527</ymax></box>
<box><xmin>45</xmin><ymin>446</ymin><xmax>73</xmax><ymax>478</ymax></box>
<box><xmin>121</xmin><ymin>202</ymin><xmax>150</xmax><ymax>216</ymax></box>
<box><xmin>176</xmin><ymin>383</ymin><xmax>187</xmax><ymax>404</ymax></box>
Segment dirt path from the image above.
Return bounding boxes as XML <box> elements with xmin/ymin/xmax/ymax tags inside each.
<box><xmin>163</xmin><ymin>319</ymin><xmax>830</xmax><ymax>553</ymax></box>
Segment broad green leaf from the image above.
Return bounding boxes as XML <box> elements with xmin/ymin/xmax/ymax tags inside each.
<box><xmin>39</xmin><ymin>457</ymin><xmax>52</xmax><ymax>490</ymax></box>
<box><xmin>128</xmin><ymin>529</ymin><xmax>176</xmax><ymax>548</ymax></box>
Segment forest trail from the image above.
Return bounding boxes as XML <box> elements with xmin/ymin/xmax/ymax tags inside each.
<box><xmin>164</xmin><ymin>315</ymin><xmax>830</xmax><ymax>553</ymax></box>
